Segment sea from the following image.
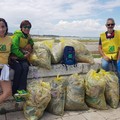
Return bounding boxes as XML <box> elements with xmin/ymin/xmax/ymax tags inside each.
<box><xmin>32</xmin><ymin>36</ymin><xmax>99</xmax><ymax>41</ymax></box>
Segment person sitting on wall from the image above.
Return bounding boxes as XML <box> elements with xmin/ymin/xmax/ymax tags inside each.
<box><xmin>10</xmin><ymin>20</ymin><xmax>34</xmax><ymax>102</ymax></box>
<box><xmin>0</xmin><ymin>18</ymin><xmax>12</xmax><ymax>103</ymax></box>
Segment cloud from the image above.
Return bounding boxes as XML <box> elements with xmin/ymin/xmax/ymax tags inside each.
<box><xmin>0</xmin><ymin>0</ymin><xmax>120</xmax><ymax>37</ymax></box>
<box><xmin>100</xmin><ymin>0</ymin><xmax>120</xmax><ymax>10</ymax></box>
<box><xmin>0</xmin><ymin>0</ymin><xmax>97</xmax><ymax>21</ymax></box>
<box><xmin>36</xmin><ymin>19</ymin><xmax>104</xmax><ymax>37</ymax></box>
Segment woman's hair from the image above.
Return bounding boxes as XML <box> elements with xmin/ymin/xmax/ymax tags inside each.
<box><xmin>20</xmin><ymin>20</ymin><xmax>32</xmax><ymax>28</ymax></box>
<box><xmin>106</xmin><ymin>18</ymin><xmax>115</xmax><ymax>24</ymax></box>
<box><xmin>0</xmin><ymin>18</ymin><xmax>8</xmax><ymax>36</ymax></box>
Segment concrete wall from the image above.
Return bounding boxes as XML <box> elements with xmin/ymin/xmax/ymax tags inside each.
<box><xmin>28</xmin><ymin>62</ymin><xmax>101</xmax><ymax>79</ymax></box>
<box><xmin>0</xmin><ymin>60</ymin><xmax>101</xmax><ymax>114</ymax></box>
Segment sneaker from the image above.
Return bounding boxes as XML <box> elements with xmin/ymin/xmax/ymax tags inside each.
<box><xmin>17</xmin><ymin>90</ymin><xmax>28</xmax><ymax>97</ymax></box>
<box><xmin>14</xmin><ymin>95</ymin><xmax>25</xmax><ymax>103</ymax></box>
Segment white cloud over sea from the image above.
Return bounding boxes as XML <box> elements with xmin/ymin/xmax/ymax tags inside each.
<box><xmin>0</xmin><ymin>0</ymin><xmax>120</xmax><ymax>37</ymax></box>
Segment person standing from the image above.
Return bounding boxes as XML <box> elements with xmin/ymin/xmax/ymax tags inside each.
<box><xmin>10</xmin><ymin>20</ymin><xmax>34</xmax><ymax>102</ymax></box>
<box><xmin>0</xmin><ymin>18</ymin><xmax>12</xmax><ymax>103</ymax></box>
<box><xmin>98</xmin><ymin>18</ymin><xmax>120</xmax><ymax>80</ymax></box>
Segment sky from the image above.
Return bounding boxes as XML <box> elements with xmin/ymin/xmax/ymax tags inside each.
<box><xmin>0</xmin><ymin>0</ymin><xmax>120</xmax><ymax>37</ymax></box>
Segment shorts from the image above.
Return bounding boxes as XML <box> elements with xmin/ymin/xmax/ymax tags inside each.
<box><xmin>0</xmin><ymin>64</ymin><xmax>10</xmax><ymax>81</ymax></box>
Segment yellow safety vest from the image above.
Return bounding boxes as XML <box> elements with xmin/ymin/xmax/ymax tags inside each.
<box><xmin>100</xmin><ymin>30</ymin><xmax>120</xmax><ymax>60</ymax></box>
<box><xmin>19</xmin><ymin>37</ymin><xmax>28</xmax><ymax>48</ymax></box>
<box><xmin>0</xmin><ymin>36</ymin><xmax>11</xmax><ymax>64</ymax></box>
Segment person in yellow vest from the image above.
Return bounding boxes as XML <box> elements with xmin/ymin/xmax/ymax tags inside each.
<box><xmin>10</xmin><ymin>20</ymin><xmax>34</xmax><ymax>102</ymax></box>
<box><xmin>0</xmin><ymin>18</ymin><xmax>12</xmax><ymax>103</ymax></box>
<box><xmin>98</xmin><ymin>18</ymin><xmax>120</xmax><ymax>80</ymax></box>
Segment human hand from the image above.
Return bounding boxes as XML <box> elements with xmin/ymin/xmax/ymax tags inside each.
<box><xmin>24</xmin><ymin>44</ymin><xmax>33</xmax><ymax>53</ymax></box>
<box><xmin>103</xmin><ymin>55</ymin><xmax>110</xmax><ymax>61</ymax></box>
<box><xmin>24</xmin><ymin>51</ymin><xmax>31</xmax><ymax>58</ymax></box>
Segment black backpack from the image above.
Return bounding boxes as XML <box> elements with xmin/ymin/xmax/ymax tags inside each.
<box><xmin>61</xmin><ymin>46</ymin><xmax>77</xmax><ymax>70</ymax></box>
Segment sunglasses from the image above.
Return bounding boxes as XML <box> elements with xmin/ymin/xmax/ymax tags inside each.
<box><xmin>107</xmin><ymin>24</ymin><xmax>115</xmax><ymax>27</ymax></box>
<box><xmin>23</xmin><ymin>26</ymin><xmax>31</xmax><ymax>29</ymax></box>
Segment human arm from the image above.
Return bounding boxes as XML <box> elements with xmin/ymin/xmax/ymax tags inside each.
<box><xmin>11</xmin><ymin>36</ymin><xmax>31</xmax><ymax>59</ymax></box>
<box><xmin>117</xmin><ymin>47</ymin><xmax>120</xmax><ymax>60</ymax></box>
<box><xmin>24</xmin><ymin>38</ymin><xmax>34</xmax><ymax>53</ymax></box>
<box><xmin>28</xmin><ymin>38</ymin><xmax>34</xmax><ymax>46</ymax></box>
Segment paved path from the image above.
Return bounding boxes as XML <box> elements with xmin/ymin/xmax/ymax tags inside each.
<box><xmin>1</xmin><ymin>104</ymin><xmax>120</xmax><ymax>120</ymax></box>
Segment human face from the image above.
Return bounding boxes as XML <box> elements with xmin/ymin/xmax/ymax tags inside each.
<box><xmin>21</xmin><ymin>25</ymin><xmax>31</xmax><ymax>35</ymax></box>
<box><xmin>106</xmin><ymin>20</ymin><xmax>115</xmax><ymax>33</ymax></box>
<box><xmin>0</xmin><ymin>21</ymin><xmax>7</xmax><ymax>37</ymax></box>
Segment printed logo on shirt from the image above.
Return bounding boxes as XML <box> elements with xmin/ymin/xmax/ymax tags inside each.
<box><xmin>109</xmin><ymin>46</ymin><xmax>115</xmax><ymax>53</ymax></box>
<box><xmin>0</xmin><ymin>44</ymin><xmax>6</xmax><ymax>51</ymax></box>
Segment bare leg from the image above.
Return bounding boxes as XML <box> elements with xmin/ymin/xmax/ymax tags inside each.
<box><xmin>0</xmin><ymin>81</ymin><xmax>12</xmax><ymax>103</ymax></box>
